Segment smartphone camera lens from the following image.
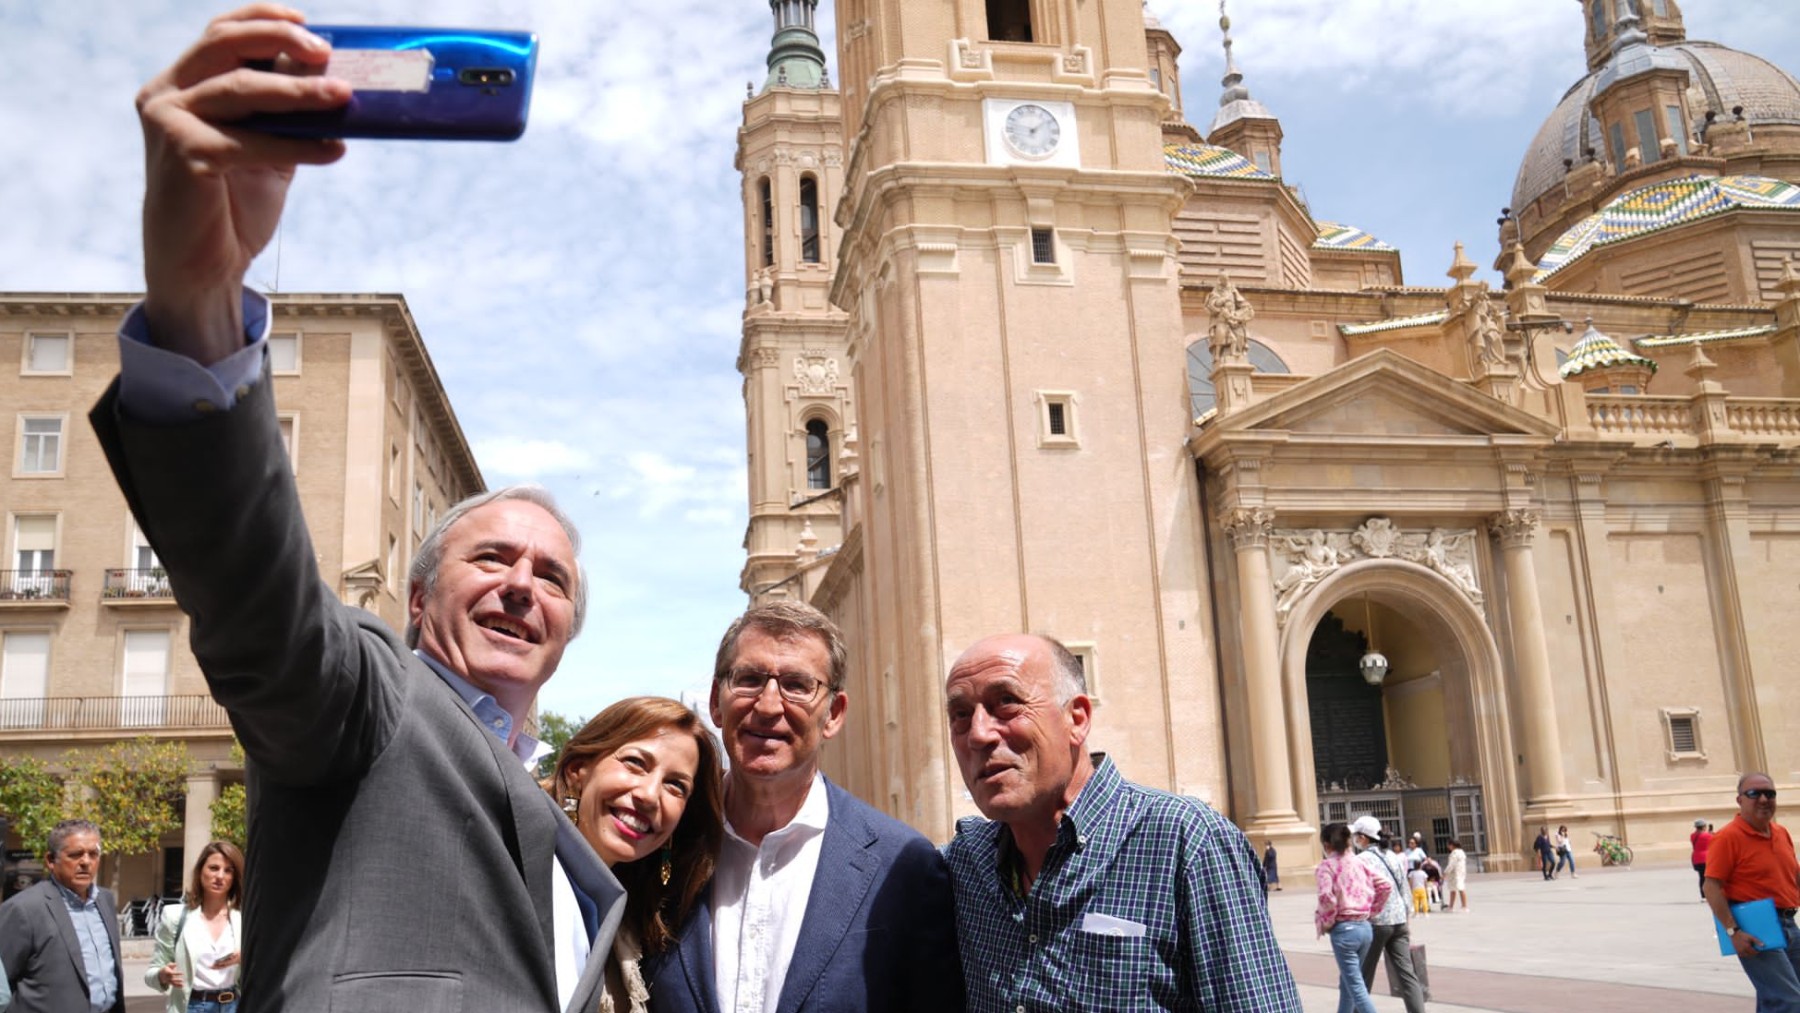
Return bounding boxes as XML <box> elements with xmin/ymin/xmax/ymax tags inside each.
<box><xmin>458</xmin><ymin>68</ymin><xmax>514</xmax><ymax>87</ymax></box>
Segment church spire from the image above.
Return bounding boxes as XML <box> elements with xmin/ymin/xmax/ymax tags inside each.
<box><xmin>763</xmin><ymin>0</ymin><xmax>828</xmax><ymax>91</ymax></box>
<box><xmin>1206</xmin><ymin>0</ymin><xmax>1282</xmax><ymax>175</ymax></box>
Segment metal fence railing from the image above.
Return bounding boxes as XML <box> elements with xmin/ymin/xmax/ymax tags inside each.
<box><xmin>0</xmin><ymin>694</ymin><xmax>228</xmax><ymax>732</ymax></box>
<box><xmin>0</xmin><ymin>569</ymin><xmax>73</xmax><ymax>602</ymax></box>
<box><xmin>102</xmin><ymin>568</ymin><xmax>174</xmax><ymax>600</ymax></box>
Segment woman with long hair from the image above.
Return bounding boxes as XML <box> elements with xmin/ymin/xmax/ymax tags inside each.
<box><xmin>1315</xmin><ymin>822</ymin><xmax>1390</xmax><ymax>1013</ymax></box>
<box><xmin>145</xmin><ymin>840</ymin><xmax>245</xmax><ymax>1012</ymax></box>
<box><xmin>546</xmin><ymin>696</ymin><xmax>724</xmax><ymax>1013</ymax></box>
<box><xmin>1553</xmin><ymin>824</ymin><xmax>1577</xmax><ymax>878</ymax></box>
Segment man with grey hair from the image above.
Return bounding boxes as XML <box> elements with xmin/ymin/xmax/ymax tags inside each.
<box><xmin>0</xmin><ymin>819</ymin><xmax>124</xmax><ymax>1013</ymax></box>
<box><xmin>942</xmin><ymin>633</ymin><xmax>1301</xmax><ymax>1011</ymax></box>
<box><xmin>649</xmin><ymin>600</ymin><xmax>962</xmax><ymax>1013</ymax></box>
<box><xmin>90</xmin><ymin>14</ymin><xmax>623</xmax><ymax>1009</ymax></box>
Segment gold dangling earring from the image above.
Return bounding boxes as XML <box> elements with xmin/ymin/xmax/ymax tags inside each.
<box><xmin>660</xmin><ymin>842</ymin><xmax>673</xmax><ymax>886</ymax></box>
<box><xmin>562</xmin><ymin>797</ymin><xmax>579</xmax><ymax>817</ymax></box>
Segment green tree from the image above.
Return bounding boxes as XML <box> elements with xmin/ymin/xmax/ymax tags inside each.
<box><xmin>210</xmin><ymin>782</ymin><xmax>247</xmax><ymax>847</ymax></box>
<box><xmin>0</xmin><ymin>755</ymin><xmax>67</xmax><ymax>854</ymax></box>
<box><xmin>533</xmin><ymin>709</ymin><xmax>587</xmax><ymax>779</ymax></box>
<box><xmin>65</xmin><ymin>737</ymin><xmax>190</xmax><ymax>895</ymax></box>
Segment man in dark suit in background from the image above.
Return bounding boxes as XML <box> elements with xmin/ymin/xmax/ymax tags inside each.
<box><xmin>93</xmin><ymin>8</ymin><xmax>622</xmax><ymax>1011</ymax></box>
<box><xmin>0</xmin><ymin>820</ymin><xmax>126</xmax><ymax>1013</ymax></box>
<box><xmin>649</xmin><ymin>601</ymin><xmax>962</xmax><ymax>1013</ymax></box>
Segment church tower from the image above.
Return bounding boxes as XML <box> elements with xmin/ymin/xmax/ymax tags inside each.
<box><xmin>818</xmin><ymin>0</ymin><xmax>1229</xmax><ymax>838</ymax></box>
<box><xmin>736</xmin><ymin>0</ymin><xmax>851</xmax><ymax>603</ymax></box>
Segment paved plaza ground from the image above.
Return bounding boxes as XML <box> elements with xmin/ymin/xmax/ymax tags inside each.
<box><xmin>116</xmin><ymin>861</ymin><xmax>1747</xmax><ymax>1011</ymax></box>
<box><xmin>1271</xmin><ymin>861</ymin><xmax>1750</xmax><ymax>1012</ymax></box>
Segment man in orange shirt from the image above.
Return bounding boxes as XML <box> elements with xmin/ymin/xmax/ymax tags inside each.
<box><xmin>1705</xmin><ymin>772</ymin><xmax>1800</xmax><ymax>1009</ymax></box>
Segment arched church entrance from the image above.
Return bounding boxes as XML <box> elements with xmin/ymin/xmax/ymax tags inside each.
<box><xmin>1282</xmin><ymin>560</ymin><xmax>1523</xmax><ymax>868</ymax></box>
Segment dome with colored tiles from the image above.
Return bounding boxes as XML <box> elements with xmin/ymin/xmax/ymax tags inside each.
<box><xmin>1560</xmin><ymin>319</ymin><xmax>1657</xmax><ymax>379</ymax></box>
<box><xmin>1535</xmin><ymin>174</ymin><xmax>1800</xmax><ymax>280</ymax></box>
<box><xmin>1513</xmin><ymin>41</ymin><xmax>1800</xmax><ymax>216</ymax></box>
<box><xmin>1164</xmin><ymin>143</ymin><xmax>1271</xmax><ymax>181</ymax></box>
<box><xmin>1314</xmin><ymin>221</ymin><xmax>1395</xmax><ymax>253</ymax></box>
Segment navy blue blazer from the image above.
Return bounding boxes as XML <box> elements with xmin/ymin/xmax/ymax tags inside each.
<box><xmin>647</xmin><ymin>779</ymin><xmax>962</xmax><ymax>1013</ymax></box>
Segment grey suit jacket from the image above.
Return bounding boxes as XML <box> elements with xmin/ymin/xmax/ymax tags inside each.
<box><xmin>0</xmin><ymin>879</ymin><xmax>126</xmax><ymax>1013</ymax></box>
<box><xmin>91</xmin><ymin>373</ymin><xmax>623</xmax><ymax>1013</ymax></box>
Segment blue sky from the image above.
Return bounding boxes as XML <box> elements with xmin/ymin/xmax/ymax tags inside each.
<box><xmin>0</xmin><ymin>1</ymin><xmax>1793</xmax><ymax>721</ymax></box>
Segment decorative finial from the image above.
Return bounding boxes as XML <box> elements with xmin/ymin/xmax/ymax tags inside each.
<box><xmin>1610</xmin><ymin>0</ymin><xmax>1648</xmax><ymax>52</ymax></box>
<box><xmin>1217</xmin><ymin>0</ymin><xmax>1250</xmax><ymax>104</ymax></box>
<box><xmin>1446</xmin><ymin>242</ymin><xmax>1478</xmax><ymax>284</ymax></box>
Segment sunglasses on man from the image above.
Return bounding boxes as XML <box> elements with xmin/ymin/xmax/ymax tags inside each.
<box><xmin>1742</xmin><ymin>788</ymin><xmax>1778</xmax><ymax>801</ymax></box>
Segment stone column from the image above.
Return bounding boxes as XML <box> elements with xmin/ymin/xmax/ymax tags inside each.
<box><xmin>1222</xmin><ymin>507</ymin><xmax>1299</xmax><ymax>825</ymax></box>
<box><xmin>1488</xmin><ymin>509</ymin><xmax>1570</xmax><ymax>810</ymax></box>
<box><xmin>182</xmin><ymin>771</ymin><xmax>219</xmax><ymax>870</ymax></box>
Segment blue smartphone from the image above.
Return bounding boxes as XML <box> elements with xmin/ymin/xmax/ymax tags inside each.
<box><xmin>242</xmin><ymin>26</ymin><xmax>538</xmax><ymax>141</ymax></box>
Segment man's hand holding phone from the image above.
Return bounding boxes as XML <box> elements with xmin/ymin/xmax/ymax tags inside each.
<box><xmin>137</xmin><ymin>4</ymin><xmax>350</xmax><ymax>364</ymax></box>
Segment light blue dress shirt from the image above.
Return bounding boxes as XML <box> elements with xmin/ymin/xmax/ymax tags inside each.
<box><xmin>53</xmin><ymin>879</ymin><xmax>118</xmax><ymax>1013</ymax></box>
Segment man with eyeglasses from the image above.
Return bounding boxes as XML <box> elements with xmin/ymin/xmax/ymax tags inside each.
<box><xmin>648</xmin><ymin>600</ymin><xmax>962</xmax><ymax>1013</ymax></box>
<box><xmin>1705</xmin><ymin>772</ymin><xmax>1800</xmax><ymax>1008</ymax></box>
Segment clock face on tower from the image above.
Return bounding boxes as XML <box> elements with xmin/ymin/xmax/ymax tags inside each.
<box><xmin>1003</xmin><ymin>103</ymin><xmax>1061</xmax><ymax>158</ymax></box>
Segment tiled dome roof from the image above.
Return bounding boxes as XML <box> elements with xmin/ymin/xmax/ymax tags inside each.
<box><xmin>1536</xmin><ymin>174</ymin><xmax>1800</xmax><ymax>280</ymax></box>
<box><xmin>1560</xmin><ymin>320</ymin><xmax>1657</xmax><ymax>379</ymax></box>
<box><xmin>1512</xmin><ymin>41</ymin><xmax>1800</xmax><ymax>215</ymax></box>
<box><xmin>1164</xmin><ymin>143</ymin><xmax>1272</xmax><ymax>180</ymax></box>
<box><xmin>1314</xmin><ymin>221</ymin><xmax>1395</xmax><ymax>253</ymax></box>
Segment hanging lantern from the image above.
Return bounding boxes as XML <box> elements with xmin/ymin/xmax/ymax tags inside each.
<box><xmin>1360</xmin><ymin>592</ymin><xmax>1387</xmax><ymax>686</ymax></box>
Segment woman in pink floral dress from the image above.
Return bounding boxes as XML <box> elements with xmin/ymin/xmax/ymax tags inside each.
<box><xmin>1316</xmin><ymin>822</ymin><xmax>1392</xmax><ymax>1013</ymax></box>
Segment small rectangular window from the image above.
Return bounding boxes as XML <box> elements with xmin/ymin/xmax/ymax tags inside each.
<box><xmin>1149</xmin><ymin>67</ymin><xmax>1161</xmax><ymax>90</ymax></box>
<box><xmin>17</xmin><ymin>417</ymin><xmax>63</xmax><ymax>475</ymax></box>
<box><xmin>1662</xmin><ymin>707</ymin><xmax>1705</xmax><ymax>760</ymax></box>
<box><xmin>1035</xmin><ymin>390</ymin><xmax>1078</xmax><ymax>448</ymax></box>
<box><xmin>268</xmin><ymin>331</ymin><xmax>300</xmax><ymax>374</ymax></box>
<box><xmin>1609</xmin><ymin>122</ymin><xmax>1627</xmax><ymax>169</ymax></box>
<box><xmin>23</xmin><ymin>333</ymin><xmax>70</xmax><ymax>374</ymax></box>
<box><xmin>1651</xmin><ymin>0</ymin><xmax>1668</xmax><ymax>15</ymax></box>
<box><xmin>1030</xmin><ymin>227</ymin><xmax>1055</xmax><ymax>265</ymax></box>
<box><xmin>1064</xmin><ymin>640</ymin><xmax>1098</xmax><ymax>701</ymax></box>
<box><xmin>1252</xmin><ymin>151</ymin><xmax>1272</xmax><ymax>174</ymax></box>
<box><xmin>278</xmin><ymin>414</ymin><xmax>298</xmax><ymax>473</ymax></box>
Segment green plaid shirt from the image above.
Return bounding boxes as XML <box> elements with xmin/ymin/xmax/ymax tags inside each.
<box><xmin>943</xmin><ymin>756</ymin><xmax>1301</xmax><ymax>1012</ymax></box>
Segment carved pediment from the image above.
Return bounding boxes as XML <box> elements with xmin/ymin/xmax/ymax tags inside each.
<box><xmin>1197</xmin><ymin>349</ymin><xmax>1561</xmax><ymax>446</ymax></box>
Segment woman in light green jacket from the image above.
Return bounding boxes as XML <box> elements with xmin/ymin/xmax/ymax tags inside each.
<box><xmin>145</xmin><ymin>841</ymin><xmax>244</xmax><ymax>1013</ymax></box>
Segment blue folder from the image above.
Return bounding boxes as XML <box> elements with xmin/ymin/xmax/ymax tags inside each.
<box><xmin>1716</xmin><ymin>897</ymin><xmax>1787</xmax><ymax>955</ymax></box>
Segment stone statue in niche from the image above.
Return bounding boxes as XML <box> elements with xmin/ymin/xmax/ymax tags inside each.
<box><xmin>1205</xmin><ymin>273</ymin><xmax>1254</xmax><ymax>363</ymax></box>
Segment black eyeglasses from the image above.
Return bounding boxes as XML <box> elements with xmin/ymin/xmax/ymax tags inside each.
<box><xmin>1743</xmin><ymin>788</ymin><xmax>1778</xmax><ymax>801</ymax></box>
<box><xmin>724</xmin><ymin>668</ymin><xmax>828</xmax><ymax>704</ymax></box>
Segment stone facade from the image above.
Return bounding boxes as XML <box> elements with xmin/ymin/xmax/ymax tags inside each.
<box><xmin>0</xmin><ymin>293</ymin><xmax>481</xmax><ymax>902</ymax></box>
<box><xmin>735</xmin><ymin>0</ymin><xmax>1800</xmax><ymax>879</ymax></box>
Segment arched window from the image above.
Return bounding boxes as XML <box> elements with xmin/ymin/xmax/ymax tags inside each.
<box><xmin>800</xmin><ymin>175</ymin><xmax>821</xmax><ymax>264</ymax></box>
<box><xmin>986</xmin><ymin>0</ymin><xmax>1033</xmax><ymax>42</ymax></box>
<box><xmin>1590</xmin><ymin>0</ymin><xmax>1609</xmax><ymax>39</ymax></box>
<box><xmin>805</xmin><ymin>419</ymin><xmax>831</xmax><ymax>489</ymax></box>
<box><xmin>1185</xmin><ymin>339</ymin><xmax>1291</xmax><ymax>419</ymax></box>
<box><xmin>759</xmin><ymin>178</ymin><xmax>774</xmax><ymax>268</ymax></box>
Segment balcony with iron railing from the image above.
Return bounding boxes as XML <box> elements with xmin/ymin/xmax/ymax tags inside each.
<box><xmin>0</xmin><ymin>569</ymin><xmax>73</xmax><ymax>606</ymax></box>
<box><xmin>101</xmin><ymin>568</ymin><xmax>175</xmax><ymax>604</ymax></box>
<box><xmin>0</xmin><ymin>694</ymin><xmax>228</xmax><ymax>733</ymax></box>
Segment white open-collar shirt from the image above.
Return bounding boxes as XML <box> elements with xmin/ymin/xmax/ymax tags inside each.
<box><xmin>711</xmin><ymin>773</ymin><xmax>831</xmax><ymax>1013</ymax></box>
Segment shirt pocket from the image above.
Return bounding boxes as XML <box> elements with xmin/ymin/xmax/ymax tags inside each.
<box><xmin>1070</xmin><ymin>930</ymin><xmax>1156</xmax><ymax>1012</ymax></box>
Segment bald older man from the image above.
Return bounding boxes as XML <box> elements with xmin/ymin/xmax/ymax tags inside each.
<box><xmin>941</xmin><ymin>633</ymin><xmax>1300</xmax><ymax>1012</ymax></box>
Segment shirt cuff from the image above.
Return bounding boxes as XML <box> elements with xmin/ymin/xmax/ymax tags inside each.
<box><xmin>115</xmin><ymin>289</ymin><xmax>270</xmax><ymax>425</ymax></box>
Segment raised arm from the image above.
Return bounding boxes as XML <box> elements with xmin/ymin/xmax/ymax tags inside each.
<box><xmin>136</xmin><ymin>4</ymin><xmax>348</xmax><ymax>359</ymax></box>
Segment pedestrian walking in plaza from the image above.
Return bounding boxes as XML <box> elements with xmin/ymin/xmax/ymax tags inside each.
<box><xmin>1265</xmin><ymin>841</ymin><xmax>1283</xmax><ymax>892</ymax></box>
<box><xmin>1316</xmin><ymin>822</ymin><xmax>1390</xmax><ymax>1013</ymax></box>
<box><xmin>1553</xmin><ymin>825</ymin><xmax>1578</xmax><ymax>878</ymax></box>
<box><xmin>1534</xmin><ymin>826</ymin><xmax>1556</xmax><ymax>879</ymax></box>
<box><xmin>147</xmin><ymin>841</ymin><xmax>245</xmax><ymax>1013</ymax></box>
<box><xmin>1350</xmin><ymin>817</ymin><xmax>1424</xmax><ymax>1013</ymax></box>
<box><xmin>1443</xmin><ymin>839</ymin><xmax>1469</xmax><ymax>911</ymax></box>
<box><xmin>1690</xmin><ymin>818</ymin><xmax>1714</xmax><ymax>900</ymax></box>
<box><xmin>1703</xmin><ymin>772</ymin><xmax>1800</xmax><ymax>1008</ymax></box>
<box><xmin>1408</xmin><ymin>863</ymin><xmax>1430</xmax><ymax>915</ymax></box>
